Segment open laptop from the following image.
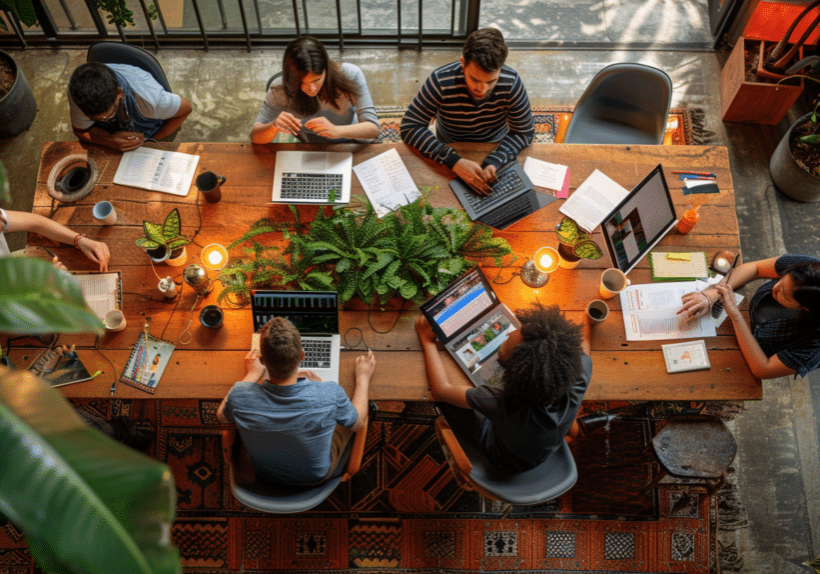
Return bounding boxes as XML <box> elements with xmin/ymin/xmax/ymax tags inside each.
<box><xmin>419</xmin><ymin>267</ymin><xmax>520</xmax><ymax>389</ymax></box>
<box><xmin>250</xmin><ymin>290</ymin><xmax>342</xmax><ymax>383</ymax></box>
<box><xmin>600</xmin><ymin>164</ymin><xmax>678</xmax><ymax>274</ymax></box>
<box><xmin>270</xmin><ymin>151</ymin><xmax>352</xmax><ymax>205</ymax></box>
<box><xmin>450</xmin><ymin>161</ymin><xmax>556</xmax><ymax>229</ymax></box>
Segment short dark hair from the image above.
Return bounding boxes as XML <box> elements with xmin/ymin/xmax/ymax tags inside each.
<box><xmin>68</xmin><ymin>63</ymin><xmax>120</xmax><ymax>117</ymax></box>
<box><xmin>501</xmin><ymin>304</ymin><xmax>583</xmax><ymax>407</ymax></box>
<box><xmin>462</xmin><ymin>27</ymin><xmax>508</xmax><ymax>72</ymax></box>
<box><xmin>259</xmin><ymin>317</ymin><xmax>303</xmax><ymax>379</ymax></box>
<box><xmin>786</xmin><ymin>261</ymin><xmax>820</xmax><ymax>318</ymax></box>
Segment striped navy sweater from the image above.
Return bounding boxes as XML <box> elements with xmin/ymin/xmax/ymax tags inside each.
<box><xmin>400</xmin><ymin>61</ymin><xmax>534</xmax><ymax>170</ymax></box>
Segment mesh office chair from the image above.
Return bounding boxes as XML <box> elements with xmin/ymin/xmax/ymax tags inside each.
<box><xmin>434</xmin><ymin>417</ymin><xmax>577</xmax><ymax>517</ymax></box>
<box><xmin>560</xmin><ymin>63</ymin><xmax>672</xmax><ymax>145</ymax></box>
<box><xmin>222</xmin><ymin>422</ymin><xmax>367</xmax><ymax>514</ymax></box>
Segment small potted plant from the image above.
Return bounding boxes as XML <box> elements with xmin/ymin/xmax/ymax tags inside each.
<box><xmin>135</xmin><ymin>208</ymin><xmax>191</xmax><ymax>266</ymax></box>
<box><xmin>555</xmin><ymin>216</ymin><xmax>603</xmax><ymax>269</ymax></box>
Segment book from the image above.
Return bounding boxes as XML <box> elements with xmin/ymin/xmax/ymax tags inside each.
<box><xmin>28</xmin><ymin>347</ymin><xmax>94</xmax><ymax>388</ymax></box>
<box><xmin>662</xmin><ymin>340</ymin><xmax>711</xmax><ymax>373</ymax></box>
<box><xmin>113</xmin><ymin>147</ymin><xmax>200</xmax><ymax>196</ymax></box>
<box><xmin>119</xmin><ymin>333</ymin><xmax>175</xmax><ymax>394</ymax></box>
<box><xmin>558</xmin><ymin>169</ymin><xmax>629</xmax><ymax>233</ymax></box>
<box><xmin>72</xmin><ymin>271</ymin><xmax>122</xmax><ymax>320</ymax></box>
<box><xmin>620</xmin><ymin>281</ymin><xmax>716</xmax><ymax>341</ymax></box>
<box><xmin>649</xmin><ymin>251</ymin><xmax>709</xmax><ymax>281</ymax></box>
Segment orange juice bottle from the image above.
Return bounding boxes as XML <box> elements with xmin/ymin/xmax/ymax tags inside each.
<box><xmin>677</xmin><ymin>205</ymin><xmax>700</xmax><ymax>234</ymax></box>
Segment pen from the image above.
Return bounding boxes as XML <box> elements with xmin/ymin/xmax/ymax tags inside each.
<box><xmin>679</xmin><ymin>175</ymin><xmax>716</xmax><ymax>181</ymax></box>
<box><xmin>42</xmin><ymin>246</ymin><xmax>56</xmax><ymax>258</ymax></box>
<box><xmin>672</xmin><ymin>171</ymin><xmax>716</xmax><ymax>177</ymax></box>
<box><xmin>721</xmin><ymin>254</ymin><xmax>740</xmax><ymax>286</ymax></box>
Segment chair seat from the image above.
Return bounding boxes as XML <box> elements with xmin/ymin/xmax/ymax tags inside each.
<box><xmin>652</xmin><ymin>416</ymin><xmax>736</xmax><ymax>479</ymax></box>
<box><xmin>564</xmin><ymin>119</ymin><xmax>662</xmax><ymax>145</ymax></box>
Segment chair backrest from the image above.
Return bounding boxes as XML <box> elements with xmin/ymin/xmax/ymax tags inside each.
<box><xmin>563</xmin><ymin>63</ymin><xmax>672</xmax><ymax>145</ymax></box>
<box><xmin>436</xmin><ymin>416</ymin><xmax>577</xmax><ymax>506</ymax></box>
<box><xmin>265</xmin><ymin>72</ymin><xmax>283</xmax><ymax>93</ymax></box>
<box><xmin>87</xmin><ymin>41</ymin><xmax>172</xmax><ymax>92</ymax></box>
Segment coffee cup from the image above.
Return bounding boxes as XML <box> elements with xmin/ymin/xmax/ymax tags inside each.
<box><xmin>586</xmin><ymin>300</ymin><xmax>609</xmax><ymax>323</ymax></box>
<box><xmin>93</xmin><ymin>201</ymin><xmax>117</xmax><ymax>225</ymax></box>
<box><xmin>599</xmin><ymin>268</ymin><xmax>630</xmax><ymax>299</ymax></box>
<box><xmin>195</xmin><ymin>172</ymin><xmax>226</xmax><ymax>203</ymax></box>
<box><xmin>200</xmin><ymin>305</ymin><xmax>224</xmax><ymax>329</ymax></box>
<box><xmin>104</xmin><ymin>309</ymin><xmax>127</xmax><ymax>332</ymax></box>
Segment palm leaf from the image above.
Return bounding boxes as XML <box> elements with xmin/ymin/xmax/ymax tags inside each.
<box><xmin>142</xmin><ymin>221</ymin><xmax>165</xmax><ymax>246</ymax></box>
<box><xmin>0</xmin><ymin>258</ymin><xmax>103</xmax><ymax>335</ymax></box>
<box><xmin>0</xmin><ymin>0</ymin><xmax>37</xmax><ymax>27</ymax></box>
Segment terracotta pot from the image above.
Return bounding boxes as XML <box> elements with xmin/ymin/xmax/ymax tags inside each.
<box><xmin>166</xmin><ymin>246</ymin><xmax>188</xmax><ymax>267</ymax></box>
<box><xmin>558</xmin><ymin>243</ymin><xmax>582</xmax><ymax>269</ymax></box>
<box><xmin>0</xmin><ymin>50</ymin><xmax>37</xmax><ymax>138</ymax></box>
<box><xmin>769</xmin><ymin>112</ymin><xmax>820</xmax><ymax>202</ymax></box>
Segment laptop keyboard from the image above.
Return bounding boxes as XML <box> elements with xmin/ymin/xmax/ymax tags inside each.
<box><xmin>301</xmin><ymin>339</ymin><xmax>332</xmax><ymax>369</ymax></box>
<box><xmin>478</xmin><ymin>194</ymin><xmax>531</xmax><ymax>229</ymax></box>
<box><xmin>464</xmin><ymin>169</ymin><xmax>525</xmax><ymax>211</ymax></box>
<box><xmin>280</xmin><ymin>172</ymin><xmax>344</xmax><ymax>201</ymax></box>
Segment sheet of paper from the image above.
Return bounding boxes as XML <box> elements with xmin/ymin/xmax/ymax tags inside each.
<box><xmin>73</xmin><ymin>272</ymin><xmax>120</xmax><ymax>320</ymax></box>
<box><xmin>559</xmin><ymin>169</ymin><xmax>629</xmax><ymax>232</ymax></box>
<box><xmin>619</xmin><ymin>281</ymin><xmax>716</xmax><ymax>341</ymax></box>
<box><xmin>523</xmin><ymin>157</ymin><xmax>569</xmax><ymax>198</ymax></box>
<box><xmin>114</xmin><ymin>148</ymin><xmax>199</xmax><ymax>196</ymax></box>
<box><xmin>353</xmin><ymin>148</ymin><xmax>421</xmax><ymax>217</ymax></box>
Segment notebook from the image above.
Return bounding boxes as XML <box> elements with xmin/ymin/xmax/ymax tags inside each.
<box><xmin>649</xmin><ymin>252</ymin><xmax>709</xmax><ymax>281</ymax></box>
<box><xmin>419</xmin><ymin>267</ymin><xmax>520</xmax><ymax>389</ymax></box>
<box><xmin>449</xmin><ymin>161</ymin><xmax>556</xmax><ymax>229</ymax></box>
<box><xmin>270</xmin><ymin>151</ymin><xmax>352</xmax><ymax>204</ymax></box>
<box><xmin>250</xmin><ymin>290</ymin><xmax>342</xmax><ymax>383</ymax></box>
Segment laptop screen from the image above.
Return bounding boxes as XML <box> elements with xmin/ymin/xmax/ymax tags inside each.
<box><xmin>601</xmin><ymin>164</ymin><xmax>677</xmax><ymax>275</ymax></box>
<box><xmin>251</xmin><ymin>290</ymin><xmax>339</xmax><ymax>334</ymax></box>
<box><xmin>420</xmin><ymin>267</ymin><xmax>499</xmax><ymax>343</ymax></box>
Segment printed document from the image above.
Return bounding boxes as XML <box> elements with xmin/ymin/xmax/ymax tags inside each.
<box><xmin>559</xmin><ymin>169</ymin><xmax>629</xmax><ymax>232</ymax></box>
<box><xmin>113</xmin><ymin>147</ymin><xmax>199</xmax><ymax>196</ymax></box>
<box><xmin>620</xmin><ymin>281</ymin><xmax>716</xmax><ymax>341</ymax></box>
<box><xmin>353</xmin><ymin>148</ymin><xmax>421</xmax><ymax>217</ymax></box>
<box><xmin>523</xmin><ymin>157</ymin><xmax>569</xmax><ymax>198</ymax></box>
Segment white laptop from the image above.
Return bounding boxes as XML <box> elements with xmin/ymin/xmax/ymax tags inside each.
<box><xmin>270</xmin><ymin>151</ymin><xmax>353</xmax><ymax>204</ymax></box>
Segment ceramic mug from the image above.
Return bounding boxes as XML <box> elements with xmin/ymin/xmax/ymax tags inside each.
<box><xmin>93</xmin><ymin>201</ymin><xmax>117</xmax><ymax>225</ymax></box>
<box><xmin>103</xmin><ymin>309</ymin><xmax>127</xmax><ymax>332</ymax></box>
<box><xmin>599</xmin><ymin>268</ymin><xmax>630</xmax><ymax>299</ymax></box>
<box><xmin>586</xmin><ymin>300</ymin><xmax>609</xmax><ymax>323</ymax></box>
<box><xmin>195</xmin><ymin>172</ymin><xmax>226</xmax><ymax>203</ymax></box>
<box><xmin>200</xmin><ymin>305</ymin><xmax>224</xmax><ymax>329</ymax></box>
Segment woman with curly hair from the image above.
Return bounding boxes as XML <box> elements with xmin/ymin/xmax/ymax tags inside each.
<box><xmin>251</xmin><ymin>36</ymin><xmax>380</xmax><ymax>144</ymax></box>
<box><xmin>416</xmin><ymin>302</ymin><xmax>592</xmax><ymax>472</ymax></box>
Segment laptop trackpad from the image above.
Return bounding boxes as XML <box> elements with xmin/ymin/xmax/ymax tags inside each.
<box><xmin>302</xmin><ymin>153</ymin><xmax>331</xmax><ymax>170</ymax></box>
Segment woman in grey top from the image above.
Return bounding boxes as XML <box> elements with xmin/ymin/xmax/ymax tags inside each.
<box><xmin>251</xmin><ymin>37</ymin><xmax>379</xmax><ymax>143</ymax></box>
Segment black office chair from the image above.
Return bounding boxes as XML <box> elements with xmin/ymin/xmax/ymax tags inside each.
<box><xmin>561</xmin><ymin>63</ymin><xmax>672</xmax><ymax>145</ymax></box>
<box><xmin>265</xmin><ymin>72</ymin><xmax>282</xmax><ymax>93</ymax></box>
<box><xmin>87</xmin><ymin>41</ymin><xmax>178</xmax><ymax>141</ymax></box>
<box><xmin>434</xmin><ymin>417</ymin><xmax>577</xmax><ymax>517</ymax></box>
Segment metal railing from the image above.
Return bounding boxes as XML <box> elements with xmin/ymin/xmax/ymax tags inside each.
<box><xmin>1</xmin><ymin>0</ymin><xmax>480</xmax><ymax>50</ymax></box>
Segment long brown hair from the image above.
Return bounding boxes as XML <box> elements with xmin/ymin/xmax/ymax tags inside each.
<box><xmin>281</xmin><ymin>36</ymin><xmax>360</xmax><ymax>116</ymax></box>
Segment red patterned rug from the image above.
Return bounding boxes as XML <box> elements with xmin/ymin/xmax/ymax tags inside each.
<box><xmin>0</xmin><ymin>399</ymin><xmax>732</xmax><ymax>574</ymax></box>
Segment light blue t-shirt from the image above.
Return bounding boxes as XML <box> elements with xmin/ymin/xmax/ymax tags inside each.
<box><xmin>223</xmin><ymin>378</ymin><xmax>358</xmax><ymax>485</ymax></box>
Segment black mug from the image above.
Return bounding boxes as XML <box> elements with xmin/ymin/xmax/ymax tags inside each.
<box><xmin>195</xmin><ymin>171</ymin><xmax>226</xmax><ymax>203</ymax></box>
<box><xmin>200</xmin><ymin>305</ymin><xmax>224</xmax><ymax>329</ymax></box>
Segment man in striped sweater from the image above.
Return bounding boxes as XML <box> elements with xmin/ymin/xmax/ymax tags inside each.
<box><xmin>400</xmin><ymin>28</ymin><xmax>534</xmax><ymax>195</ymax></box>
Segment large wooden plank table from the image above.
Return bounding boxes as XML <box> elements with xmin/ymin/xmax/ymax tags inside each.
<box><xmin>12</xmin><ymin>140</ymin><xmax>761</xmax><ymax>401</ymax></box>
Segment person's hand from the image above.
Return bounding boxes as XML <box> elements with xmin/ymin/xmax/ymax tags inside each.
<box><xmin>274</xmin><ymin>112</ymin><xmax>302</xmax><ymax>137</ymax></box>
<box><xmin>415</xmin><ymin>314</ymin><xmax>437</xmax><ymax>344</ymax></box>
<box><xmin>244</xmin><ymin>349</ymin><xmax>267</xmax><ymax>381</ymax></box>
<box><xmin>677</xmin><ymin>290</ymin><xmax>712</xmax><ymax>326</ymax></box>
<box><xmin>483</xmin><ymin>164</ymin><xmax>498</xmax><ymax>184</ymax></box>
<box><xmin>304</xmin><ymin>117</ymin><xmax>340</xmax><ymax>139</ymax></box>
<box><xmin>715</xmin><ymin>283</ymin><xmax>742</xmax><ymax>319</ymax></box>
<box><xmin>77</xmin><ymin>237</ymin><xmax>110</xmax><ymax>272</ymax></box>
<box><xmin>110</xmin><ymin>131</ymin><xmax>145</xmax><ymax>152</ymax></box>
<box><xmin>297</xmin><ymin>370</ymin><xmax>322</xmax><ymax>382</ymax></box>
<box><xmin>453</xmin><ymin>158</ymin><xmax>492</xmax><ymax>194</ymax></box>
<box><xmin>355</xmin><ymin>349</ymin><xmax>376</xmax><ymax>381</ymax></box>
<box><xmin>59</xmin><ymin>344</ymin><xmax>76</xmax><ymax>358</ymax></box>
<box><xmin>51</xmin><ymin>255</ymin><xmax>68</xmax><ymax>272</ymax></box>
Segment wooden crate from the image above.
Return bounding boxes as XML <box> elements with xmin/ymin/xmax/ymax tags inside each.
<box><xmin>720</xmin><ymin>36</ymin><xmax>804</xmax><ymax>125</ymax></box>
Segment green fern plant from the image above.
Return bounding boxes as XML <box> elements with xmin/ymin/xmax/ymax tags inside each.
<box><xmin>218</xmin><ymin>192</ymin><xmax>512</xmax><ymax>305</ymax></box>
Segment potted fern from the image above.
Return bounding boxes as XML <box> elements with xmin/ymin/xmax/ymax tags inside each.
<box><xmin>555</xmin><ymin>216</ymin><xmax>603</xmax><ymax>269</ymax></box>
<box><xmin>135</xmin><ymin>208</ymin><xmax>191</xmax><ymax>266</ymax></box>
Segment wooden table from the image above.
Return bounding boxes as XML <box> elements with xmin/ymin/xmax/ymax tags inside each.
<box><xmin>13</xmin><ymin>141</ymin><xmax>762</xmax><ymax>402</ymax></box>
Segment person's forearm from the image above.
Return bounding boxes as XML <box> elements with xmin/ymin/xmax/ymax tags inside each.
<box><xmin>7</xmin><ymin>211</ymin><xmax>80</xmax><ymax>245</ymax></box>
<box><xmin>74</xmin><ymin>127</ymin><xmax>124</xmax><ymax>151</ymax></box>
<box><xmin>726</xmin><ymin>311</ymin><xmax>791</xmax><ymax>378</ymax></box>
<box><xmin>330</xmin><ymin>121</ymin><xmax>380</xmax><ymax>140</ymax></box>
<box><xmin>251</xmin><ymin>122</ymin><xmax>280</xmax><ymax>144</ymax></box>
<box><xmin>701</xmin><ymin>260</ymin><xmax>762</xmax><ymax>304</ymax></box>
<box><xmin>351</xmin><ymin>377</ymin><xmax>370</xmax><ymax>422</ymax></box>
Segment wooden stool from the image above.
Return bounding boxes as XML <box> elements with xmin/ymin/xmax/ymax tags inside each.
<box><xmin>643</xmin><ymin>415</ymin><xmax>737</xmax><ymax>505</ymax></box>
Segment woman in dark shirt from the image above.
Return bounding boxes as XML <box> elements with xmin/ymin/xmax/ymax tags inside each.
<box><xmin>679</xmin><ymin>255</ymin><xmax>820</xmax><ymax>378</ymax></box>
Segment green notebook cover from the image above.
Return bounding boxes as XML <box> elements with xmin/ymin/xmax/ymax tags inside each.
<box><xmin>649</xmin><ymin>251</ymin><xmax>708</xmax><ymax>281</ymax></box>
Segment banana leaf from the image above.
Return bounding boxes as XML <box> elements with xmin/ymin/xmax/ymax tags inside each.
<box><xmin>0</xmin><ymin>257</ymin><xmax>103</xmax><ymax>335</ymax></box>
<box><xmin>0</xmin><ymin>367</ymin><xmax>180</xmax><ymax>574</ymax></box>
<box><xmin>0</xmin><ymin>0</ymin><xmax>37</xmax><ymax>27</ymax></box>
<box><xmin>0</xmin><ymin>161</ymin><xmax>9</xmax><ymax>204</ymax></box>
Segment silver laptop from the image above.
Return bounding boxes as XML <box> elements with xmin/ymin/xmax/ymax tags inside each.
<box><xmin>419</xmin><ymin>267</ymin><xmax>520</xmax><ymax>389</ymax></box>
<box><xmin>250</xmin><ymin>290</ymin><xmax>342</xmax><ymax>383</ymax></box>
<box><xmin>270</xmin><ymin>151</ymin><xmax>352</xmax><ymax>204</ymax></box>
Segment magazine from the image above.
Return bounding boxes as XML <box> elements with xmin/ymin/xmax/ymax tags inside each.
<box><xmin>28</xmin><ymin>347</ymin><xmax>94</xmax><ymax>388</ymax></box>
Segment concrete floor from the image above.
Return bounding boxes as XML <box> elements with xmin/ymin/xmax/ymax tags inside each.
<box><xmin>1</xmin><ymin>44</ymin><xmax>819</xmax><ymax>574</ymax></box>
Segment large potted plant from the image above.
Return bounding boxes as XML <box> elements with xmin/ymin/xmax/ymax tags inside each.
<box><xmin>769</xmin><ymin>103</ymin><xmax>820</xmax><ymax>202</ymax></box>
<box><xmin>0</xmin><ymin>50</ymin><xmax>36</xmax><ymax>138</ymax></box>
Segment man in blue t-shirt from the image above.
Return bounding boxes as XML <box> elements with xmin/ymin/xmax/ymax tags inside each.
<box><xmin>416</xmin><ymin>303</ymin><xmax>592</xmax><ymax>472</ymax></box>
<box><xmin>217</xmin><ymin>317</ymin><xmax>375</xmax><ymax>485</ymax></box>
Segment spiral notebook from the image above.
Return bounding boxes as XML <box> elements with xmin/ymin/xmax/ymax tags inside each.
<box><xmin>119</xmin><ymin>332</ymin><xmax>175</xmax><ymax>394</ymax></box>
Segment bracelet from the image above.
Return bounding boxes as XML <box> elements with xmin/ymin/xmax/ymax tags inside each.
<box><xmin>73</xmin><ymin>233</ymin><xmax>86</xmax><ymax>249</ymax></box>
<box><xmin>701</xmin><ymin>291</ymin><xmax>713</xmax><ymax>309</ymax></box>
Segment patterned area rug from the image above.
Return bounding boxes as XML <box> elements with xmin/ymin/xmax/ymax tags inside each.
<box><xmin>0</xmin><ymin>399</ymin><xmax>737</xmax><ymax>574</ymax></box>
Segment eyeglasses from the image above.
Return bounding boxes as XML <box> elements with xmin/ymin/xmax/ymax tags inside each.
<box><xmin>94</xmin><ymin>95</ymin><xmax>121</xmax><ymax>122</ymax></box>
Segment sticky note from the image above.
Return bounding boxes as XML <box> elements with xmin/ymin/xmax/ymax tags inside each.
<box><xmin>667</xmin><ymin>252</ymin><xmax>691</xmax><ymax>261</ymax></box>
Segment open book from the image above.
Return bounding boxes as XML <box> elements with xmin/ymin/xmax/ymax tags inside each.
<box><xmin>72</xmin><ymin>271</ymin><xmax>121</xmax><ymax>320</ymax></box>
<box><xmin>113</xmin><ymin>147</ymin><xmax>200</xmax><ymax>196</ymax></box>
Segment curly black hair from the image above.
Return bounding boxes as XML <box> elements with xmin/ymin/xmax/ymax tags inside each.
<box><xmin>68</xmin><ymin>62</ymin><xmax>119</xmax><ymax>117</ymax></box>
<box><xmin>501</xmin><ymin>303</ymin><xmax>583</xmax><ymax>407</ymax></box>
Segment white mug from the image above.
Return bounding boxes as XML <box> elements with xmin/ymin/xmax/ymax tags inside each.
<box><xmin>586</xmin><ymin>299</ymin><xmax>609</xmax><ymax>323</ymax></box>
<box><xmin>599</xmin><ymin>268</ymin><xmax>630</xmax><ymax>299</ymax></box>
<box><xmin>104</xmin><ymin>309</ymin><xmax>126</xmax><ymax>332</ymax></box>
<box><xmin>93</xmin><ymin>201</ymin><xmax>117</xmax><ymax>225</ymax></box>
